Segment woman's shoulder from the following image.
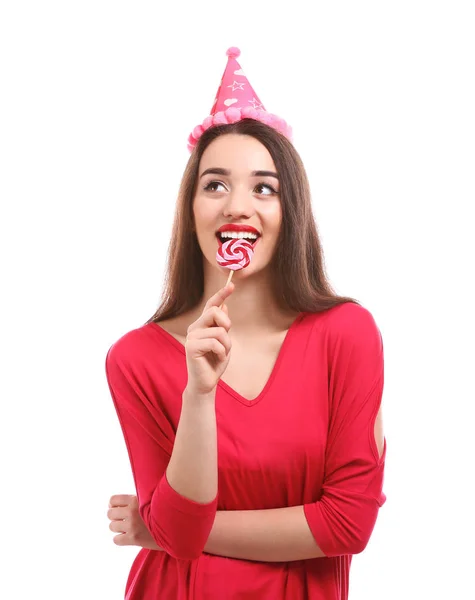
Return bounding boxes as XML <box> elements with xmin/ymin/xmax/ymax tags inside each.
<box><xmin>105</xmin><ymin>324</ymin><xmax>150</xmax><ymax>367</ymax></box>
<box><xmin>306</xmin><ymin>301</ymin><xmax>381</xmax><ymax>344</ymax></box>
<box><xmin>105</xmin><ymin>314</ymin><xmax>185</xmax><ymax>367</ymax></box>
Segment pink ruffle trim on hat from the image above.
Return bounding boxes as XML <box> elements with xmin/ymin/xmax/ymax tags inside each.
<box><xmin>187</xmin><ymin>108</ymin><xmax>293</xmax><ymax>152</ymax></box>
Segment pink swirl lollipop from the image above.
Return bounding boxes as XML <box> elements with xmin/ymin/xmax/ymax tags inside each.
<box><xmin>216</xmin><ymin>238</ymin><xmax>254</xmax><ymax>271</ymax></box>
<box><xmin>216</xmin><ymin>239</ymin><xmax>255</xmax><ymax>307</ymax></box>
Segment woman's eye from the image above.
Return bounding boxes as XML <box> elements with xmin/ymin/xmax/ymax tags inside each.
<box><xmin>204</xmin><ymin>181</ymin><xmax>226</xmax><ymax>192</ymax></box>
<box><xmin>255</xmin><ymin>183</ymin><xmax>277</xmax><ymax>195</ymax></box>
<box><xmin>204</xmin><ymin>181</ymin><xmax>277</xmax><ymax>195</ymax></box>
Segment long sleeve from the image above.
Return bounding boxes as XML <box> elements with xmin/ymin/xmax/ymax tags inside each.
<box><xmin>303</xmin><ymin>303</ymin><xmax>386</xmax><ymax>557</ymax></box>
<box><xmin>105</xmin><ymin>337</ymin><xmax>217</xmax><ymax>560</ymax></box>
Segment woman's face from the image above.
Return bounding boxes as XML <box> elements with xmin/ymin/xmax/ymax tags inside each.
<box><xmin>192</xmin><ymin>133</ymin><xmax>282</xmax><ymax>278</ymax></box>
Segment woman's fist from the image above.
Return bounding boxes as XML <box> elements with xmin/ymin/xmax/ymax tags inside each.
<box><xmin>107</xmin><ymin>494</ymin><xmax>162</xmax><ymax>551</ymax></box>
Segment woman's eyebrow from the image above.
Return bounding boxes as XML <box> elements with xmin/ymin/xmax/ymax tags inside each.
<box><xmin>252</xmin><ymin>170</ymin><xmax>279</xmax><ymax>179</ymax></box>
<box><xmin>200</xmin><ymin>167</ymin><xmax>230</xmax><ymax>179</ymax></box>
<box><xmin>199</xmin><ymin>168</ymin><xmax>279</xmax><ymax>179</ymax></box>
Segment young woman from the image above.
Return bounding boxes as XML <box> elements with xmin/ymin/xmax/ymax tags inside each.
<box><xmin>105</xmin><ymin>50</ymin><xmax>386</xmax><ymax>600</ymax></box>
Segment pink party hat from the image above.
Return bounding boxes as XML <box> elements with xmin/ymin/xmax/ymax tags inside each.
<box><xmin>187</xmin><ymin>47</ymin><xmax>292</xmax><ymax>152</ymax></box>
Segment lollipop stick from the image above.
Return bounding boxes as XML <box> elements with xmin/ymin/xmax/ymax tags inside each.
<box><xmin>225</xmin><ymin>270</ymin><xmax>234</xmax><ymax>286</ymax></box>
<box><xmin>219</xmin><ymin>270</ymin><xmax>234</xmax><ymax>310</ymax></box>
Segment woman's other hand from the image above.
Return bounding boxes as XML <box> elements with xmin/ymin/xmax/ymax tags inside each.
<box><xmin>107</xmin><ymin>494</ymin><xmax>163</xmax><ymax>551</ymax></box>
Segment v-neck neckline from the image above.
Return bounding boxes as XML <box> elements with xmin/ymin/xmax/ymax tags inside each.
<box><xmin>149</xmin><ymin>312</ymin><xmax>306</xmax><ymax>407</ymax></box>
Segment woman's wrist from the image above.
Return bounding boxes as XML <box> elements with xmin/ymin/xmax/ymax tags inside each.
<box><xmin>183</xmin><ymin>385</ymin><xmax>217</xmax><ymax>403</ymax></box>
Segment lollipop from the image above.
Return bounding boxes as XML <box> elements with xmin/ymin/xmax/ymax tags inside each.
<box><xmin>216</xmin><ymin>238</ymin><xmax>255</xmax><ymax>307</ymax></box>
<box><xmin>217</xmin><ymin>238</ymin><xmax>254</xmax><ymax>271</ymax></box>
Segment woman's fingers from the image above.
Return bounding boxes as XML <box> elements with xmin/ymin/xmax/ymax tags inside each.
<box><xmin>186</xmin><ymin>326</ymin><xmax>232</xmax><ymax>355</ymax></box>
<box><xmin>187</xmin><ymin>306</ymin><xmax>232</xmax><ymax>337</ymax></box>
<box><xmin>186</xmin><ymin>283</ymin><xmax>234</xmax><ymax>337</ymax></box>
<box><xmin>109</xmin><ymin>494</ymin><xmax>136</xmax><ymax>508</ymax></box>
<box><xmin>187</xmin><ymin>337</ymin><xmax>228</xmax><ymax>361</ymax></box>
<box><xmin>203</xmin><ymin>282</ymin><xmax>234</xmax><ymax>312</ymax></box>
<box><xmin>109</xmin><ymin>519</ymin><xmax>127</xmax><ymax>533</ymax></box>
<box><xmin>107</xmin><ymin>506</ymin><xmax>129</xmax><ymax>521</ymax></box>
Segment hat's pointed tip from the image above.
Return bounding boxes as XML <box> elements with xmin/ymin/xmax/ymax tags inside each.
<box><xmin>226</xmin><ymin>47</ymin><xmax>241</xmax><ymax>59</ymax></box>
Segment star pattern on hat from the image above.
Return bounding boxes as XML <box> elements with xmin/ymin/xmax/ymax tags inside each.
<box><xmin>227</xmin><ymin>81</ymin><xmax>245</xmax><ymax>92</ymax></box>
<box><xmin>248</xmin><ymin>97</ymin><xmax>263</xmax><ymax>109</ymax></box>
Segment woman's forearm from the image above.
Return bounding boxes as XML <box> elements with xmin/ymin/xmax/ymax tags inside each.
<box><xmin>144</xmin><ymin>504</ymin><xmax>324</xmax><ymax>560</ymax></box>
<box><xmin>165</xmin><ymin>387</ymin><xmax>218</xmax><ymax>504</ymax></box>
<box><xmin>204</xmin><ymin>505</ymin><xmax>325</xmax><ymax>562</ymax></box>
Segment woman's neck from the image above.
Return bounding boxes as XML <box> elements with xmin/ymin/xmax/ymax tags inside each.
<box><xmin>199</xmin><ymin>271</ymin><xmax>295</xmax><ymax>334</ymax></box>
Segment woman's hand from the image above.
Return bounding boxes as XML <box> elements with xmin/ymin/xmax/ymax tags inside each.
<box><xmin>185</xmin><ymin>282</ymin><xmax>234</xmax><ymax>397</ymax></box>
<box><xmin>107</xmin><ymin>494</ymin><xmax>163</xmax><ymax>551</ymax></box>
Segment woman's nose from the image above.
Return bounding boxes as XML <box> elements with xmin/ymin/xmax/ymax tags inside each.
<box><xmin>223</xmin><ymin>189</ymin><xmax>255</xmax><ymax>218</ymax></box>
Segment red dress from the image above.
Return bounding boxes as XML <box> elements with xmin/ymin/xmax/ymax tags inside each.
<box><xmin>105</xmin><ymin>301</ymin><xmax>386</xmax><ymax>599</ymax></box>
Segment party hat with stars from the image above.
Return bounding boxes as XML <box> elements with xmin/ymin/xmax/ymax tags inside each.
<box><xmin>187</xmin><ymin>47</ymin><xmax>292</xmax><ymax>152</ymax></box>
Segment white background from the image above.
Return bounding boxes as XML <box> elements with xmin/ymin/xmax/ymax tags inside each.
<box><xmin>1</xmin><ymin>1</ymin><xmax>474</xmax><ymax>598</ymax></box>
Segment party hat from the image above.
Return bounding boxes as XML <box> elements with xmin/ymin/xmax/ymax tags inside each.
<box><xmin>187</xmin><ymin>47</ymin><xmax>292</xmax><ymax>152</ymax></box>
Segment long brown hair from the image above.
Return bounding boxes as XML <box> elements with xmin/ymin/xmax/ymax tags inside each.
<box><xmin>144</xmin><ymin>119</ymin><xmax>359</xmax><ymax>325</ymax></box>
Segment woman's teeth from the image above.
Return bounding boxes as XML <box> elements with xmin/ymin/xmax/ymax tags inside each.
<box><xmin>218</xmin><ymin>232</ymin><xmax>258</xmax><ymax>241</ymax></box>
